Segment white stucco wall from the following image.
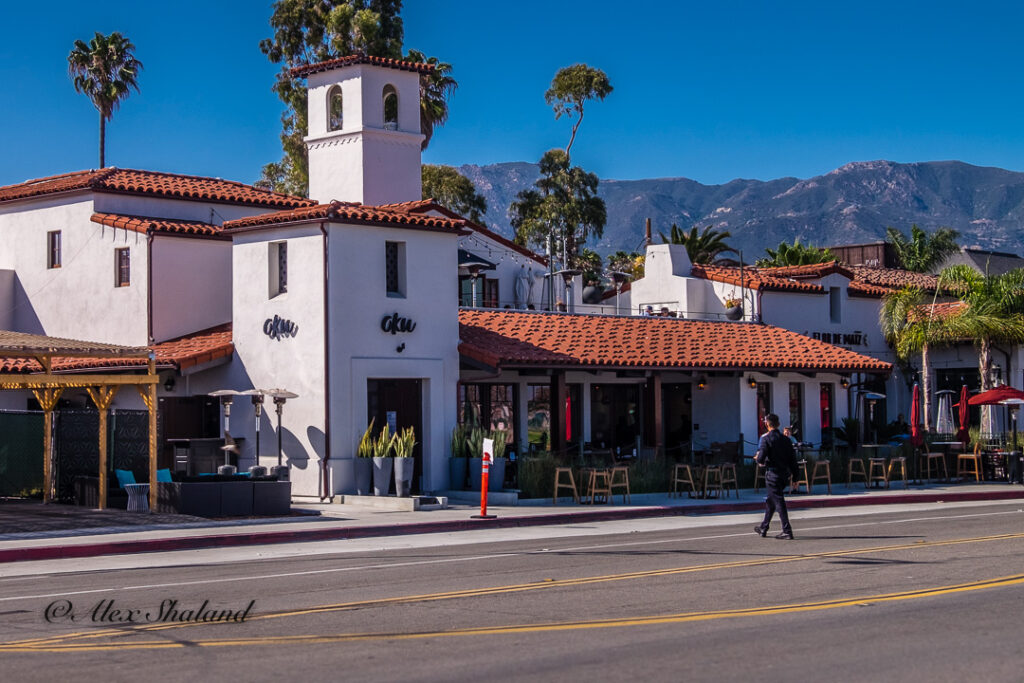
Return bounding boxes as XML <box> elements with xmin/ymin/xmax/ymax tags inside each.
<box><xmin>151</xmin><ymin>235</ymin><xmax>231</xmax><ymax>342</ymax></box>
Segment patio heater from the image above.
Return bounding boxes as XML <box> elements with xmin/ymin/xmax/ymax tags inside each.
<box><xmin>555</xmin><ymin>269</ymin><xmax>582</xmax><ymax>313</ymax></box>
<box><xmin>240</xmin><ymin>389</ymin><xmax>266</xmax><ymax>467</ymax></box>
<box><xmin>609</xmin><ymin>271</ymin><xmax>630</xmax><ymax>315</ymax></box>
<box><xmin>267</xmin><ymin>389</ymin><xmax>298</xmax><ymax>467</ymax></box>
<box><xmin>862</xmin><ymin>392</ymin><xmax>885</xmax><ymax>444</ymax></box>
<box><xmin>208</xmin><ymin>389</ymin><xmax>241</xmax><ymax>473</ymax></box>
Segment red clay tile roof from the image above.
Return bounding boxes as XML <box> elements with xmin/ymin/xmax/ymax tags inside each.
<box><xmin>290</xmin><ymin>54</ymin><xmax>435</xmax><ymax>78</ymax></box>
<box><xmin>0</xmin><ymin>325</ymin><xmax>233</xmax><ymax>373</ymax></box>
<box><xmin>846</xmin><ymin>265</ymin><xmax>939</xmax><ymax>292</ymax></box>
<box><xmin>0</xmin><ymin>168</ymin><xmax>313</xmax><ymax>209</ymax></box>
<box><xmin>691</xmin><ymin>264</ymin><xmax>826</xmax><ymax>293</ymax></box>
<box><xmin>908</xmin><ymin>301</ymin><xmax>968</xmax><ymax>322</ymax></box>
<box><xmin>459</xmin><ymin>310</ymin><xmax>891</xmax><ymax>373</ymax></box>
<box><xmin>602</xmin><ymin>280</ymin><xmax>631</xmax><ymax>300</ymax></box>
<box><xmin>91</xmin><ymin>213</ymin><xmax>225</xmax><ymax>239</ymax></box>
<box><xmin>223</xmin><ymin>199</ymin><xmax>466</xmax><ymax>232</ymax></box>
<box><xmin>758</xmin><ymin>261</ymin><xmax>855</xmax><ymax>279</ymax></box>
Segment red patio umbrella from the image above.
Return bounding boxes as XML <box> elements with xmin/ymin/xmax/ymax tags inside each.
<box><xmin>910</xmin><ymin>383</ymin><xmax>923</xmax><ymax>448</ymax></box>
<box><xmin>565</xmin><ymin>393</ymin><xmax>572</xmax><ymax>442</ymax></box>
<box><xmin>955</xmin><ymin>384</ymin><xmax>970</xmax><ymax>445</ymax></box>
<box><xmin>968</xmin><ymin>386</ymin><xmax>1024</xmax><ymax>405</ymax></box>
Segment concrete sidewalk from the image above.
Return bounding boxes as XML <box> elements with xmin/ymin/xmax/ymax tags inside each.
<box><xmin>1</xmin><ymin>481</ymin><xmax>1022</xmax><ymax>563</ymax></box>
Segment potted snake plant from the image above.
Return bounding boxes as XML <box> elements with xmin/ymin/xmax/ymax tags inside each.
<box><xmin>371</xmin><ymin>424</ymin><xmax>394</xmax><ymax>496</ymax></box>
<box><xmin>354</xmin><ymin>419</ymin><xmax>375</xmax><ymax>495</ymax></box>
<box><xmin>449</xmin><ymin>424</ymin><xmax>468</xmax><ymax>490</ymax></box>
<box><xmin>393</xmin><ymin>426</ymin><xmax>417</xmax><ymax>497</ymax></box>
<box><xmin>466</xmin><ymin>427</ymin><xmax>486</xmax><ymax>490</ymax></box>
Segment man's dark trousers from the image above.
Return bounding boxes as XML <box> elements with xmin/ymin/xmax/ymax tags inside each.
<box><xmin>759</xmin><ymin>470</ymin><xmax>792</xmax><ymax>535</ymax></box>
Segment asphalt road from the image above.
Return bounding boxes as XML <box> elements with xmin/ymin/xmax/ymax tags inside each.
<box><xmin>1</xmin><ymin>502</ymin><xmax>1023</xmax><ymax>682</ymax></box>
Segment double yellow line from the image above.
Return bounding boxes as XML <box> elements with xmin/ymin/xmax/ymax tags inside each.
<box><xmin>4</xmin><ymin>531</ymin><xmax>1023</xmax><ymax>653</ymax></box>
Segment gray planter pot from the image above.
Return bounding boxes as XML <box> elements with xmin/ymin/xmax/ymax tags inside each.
<box><xmin>582</xmin><ymin>285</ymin><xmax>605</xmax><ymax>304</ymax></box>
<box><xmin>354</xmin><ymin>457</ymin><xmax>373</xmax><ymax>496</ymax></box>
<box><xmin>489</xmin><ymin>457</ymin><xmax>507</xmax><ymax>492</ymax></box>
<box><xmin>394</xmin><ymin>457</ymin><xmax>415</xmax><ymax>497</ymax></box>
<box><xmin>448</xmin><ymin>457</ymin><xmax>468</xmax><ymax>490</ymax></box>
<box><xmin>372</xmin><ymin>457</ymin><xmax>393</xmax><ymax>496</ymax></box>
<box><xmin>725</xmin><ymin>305</ymin><xmax>743</xmax><ymax>321</ymax></box>
<box><xmin>468</xmin><ymin>458</ymin><xmax>483</xmax><ymax>490</ymax></box>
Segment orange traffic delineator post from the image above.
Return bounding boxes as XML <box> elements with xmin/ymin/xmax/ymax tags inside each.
<box><xmin>472</xmin><ymin>437</ymin><xmax>497</xmax><ymax>519</ymax></box>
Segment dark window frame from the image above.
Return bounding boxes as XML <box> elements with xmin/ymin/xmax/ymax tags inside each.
<box><xmin>47</xmin><ymin>230</ymin><xmax>61</xmax><ymax>269</ymax></box>
<box><xmin>115</xmin><ymin>247</ymin><xmax>130</xmax><ymax>287</ymax></box>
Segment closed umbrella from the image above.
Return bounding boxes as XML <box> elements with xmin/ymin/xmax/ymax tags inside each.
<box><xmin>514</xmin><ymin>266</ymin><xmax>530</xmax><ymax>309</ymax></box>
<box><xmin>910</xmin><ymin>383</ymin><xmax>923</xmax><ymax>448</ymax></box>
<box><xmin>955</xmin><ymin>385</ymin><xmax>970</xmax><ymax>446</ymax></box>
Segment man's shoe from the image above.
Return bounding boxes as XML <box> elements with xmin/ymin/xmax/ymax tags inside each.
<box><xmin>775</xmin><ymin>531</ymin><xmax>794</xmax><ymax>540</ymax></box>
<box><xmin>754</xmin><ymin>526</ymin><xmax>767</xmax><ymax>537</ymax></box>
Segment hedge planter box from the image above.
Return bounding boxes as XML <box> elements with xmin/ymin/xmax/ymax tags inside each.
<box><xmin>394</xmin><ymin>458</ymin><xmax>414</xmax><ymax>497</ymax></box>
<box><xmin>372</xmin><ymin>457</ymin><xmax>393</xmax><ymax>496</ymax></box>
<box><xmin>354</xmin><ymin>458</ymin><xmax>373</xmax><ymax>496</ymax></box>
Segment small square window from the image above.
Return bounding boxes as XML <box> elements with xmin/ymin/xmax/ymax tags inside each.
<box><xmin>47</xmin><ymin>231</ymin><xmax>61</xmax><ymax>269</ymax></box>
<box><xmin>269</xmin><ymin>242</ymin><xmax>287</xmax><ymax>298</ymax></box>
<box><xmin>385</xmin><ymin>241</ymin><xmax>406</xmax><ymax>297</ymax></box>
<box><xmin>115</xmin><ymin>248</ymin><xmax>130</xmax><ymax>287</ymax></box>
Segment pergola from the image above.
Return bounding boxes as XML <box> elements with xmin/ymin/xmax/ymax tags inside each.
<box><xmin>0</xmin><ymin>331</ymin><xmax>159</xmax><ymax>510</ymax></box>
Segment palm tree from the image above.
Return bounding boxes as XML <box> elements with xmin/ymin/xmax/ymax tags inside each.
<box><xmin>404</xmin><ymin>49</ymin><xmax>456</xmax><ymax>151</ymax></box>
<box><xmin>659</xmin><ymin>224</ymin><xmax>735</xmax><ymax>264</ymax></box>
<box><xmin>756</xmin><ymin>239</ymin><xmax>835</xmax><ymax>267</ymax></box>
<box><xmin>880</xmin><ymin>287</ymin><xmax>966</xmax><ymax>431</ymax></box>
<box><xmin>67</xmin><ymin>32</ymin><xmax>143</xmax><ymax>168</ymax></box>
<box><xmin>886</xmin><ymin>225</ymin><xmax>960</xmax><ymax>273</ymax></box>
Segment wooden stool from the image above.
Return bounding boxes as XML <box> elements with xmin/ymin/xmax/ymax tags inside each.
<box><xmin>753</xmin><ymin>463</ymin><xmax>766</xmax><ymax>492</ymax></box>
<box><xmin>670</xmin><ymin>464</ymin><xmax>697</xmax><ymax>498</ymax></box>
<box><xmin>587</xmin><ymin>468</ymin><xmax>613</xmax><ymax>504</ymax></box>
<box><xmin>957</xmin><ymin>453</ymin><xmax>983</xmax><ymax>482</ymax></box>
<box><xmin>923</xmin><ymin>452</ymin><xmax>948</xmax><ymax>482</ymax></box>
<box><xmin>810</xmin><ymin>459</ymin><xmax>832</xmax><ymax>494</ymax></box>
<box><xmin>847</xmin><ymin>457</ymin><xmax>868</xmax><ymax>488</ymax></box>
<box><xmin>702</xmin><ymin>465</ymin><xmax>723</xmax><ymax>499</ymax></box>
<box><xmin>719</xmin><ymin>463</ymin><xmax>738</xmax><ymax>498</ymax></box>
<box><xmin>887</xmin><ymin>457</ymin><xmax>908</xmax><ymax>489</ymax></box>
<box><xmin>868</xmin><ymin>458</ymin><xmax>889</xmax><ymax>488</ymax></box>
<box><xmin>553</xmin><ymin>467</ymin><xmax>579</xmax><ymax>504</ymax></box>
<box><xmin>609</xmin><ymin>466</ymin><xmax>631</xmax><ymax>503</ymax></box>
<box><xmin>791</xmin><ymin>460</ymin><xmax>810</xmax><ymax>493</ymax></box>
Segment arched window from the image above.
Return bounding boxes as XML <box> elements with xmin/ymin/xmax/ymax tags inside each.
<box><xmin>382</xmin><ymin>85</ymin><xmax>398</xmax><ymax>130</ymax></box>
<box><xmin>327</xmin><ymin>85</ymin><xmax>343</xmax><ymax>131</ymax></box>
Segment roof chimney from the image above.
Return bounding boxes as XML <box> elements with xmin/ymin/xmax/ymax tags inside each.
<box><xmin>645</xmin><ymin>217</ymin><xmax>651</xmax><ymax>246</ymax></box>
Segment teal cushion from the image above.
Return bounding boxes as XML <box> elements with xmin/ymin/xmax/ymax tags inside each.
<box><xmin>114</xmin><ymin>469</ymin><xmax>136</xmax><ymax>488</ymax></box>
<box><xmin>156</xmin><ymin>468</ymin><xmax>173</xmax><ymax>483</ymax></box>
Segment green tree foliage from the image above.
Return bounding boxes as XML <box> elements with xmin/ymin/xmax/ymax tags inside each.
<box><xmin>886</xmin><ymin>224</ymin><xmax>960</xmax><ymax>272</ymax></box>
<box><xmin>509</xmin><ymin>149</ymin><xmax>606</xmax><ymax>266</ymax></box>
<box><xmin>659</xmin><ymin>224</ymin><xmax>735</xmax><ymax>264</ymax></box>
<box><xmin>606</xmin><ymin>250</ymin><xmax>643</xmax><ymax>280</ymax></box>
<box><xmin>257</xmin><ymin>1</ymin><xmax>453</xmax><ymax>196</ymax></box>
<box><xmin>756</xmin><ymin>239</ymin><xmax>835</xmax><ymax>268</ymax></box>
<box><xmin>578</xmin><ymin>248</ymin><xmax>603</xmax><ymax>285</ymax></box>
<box><xmin>545</xmin><ymin>64</ymin><xmax>613</xmax><ymax>155</ymax></box>
<box><xmin>67</xmin><ymin>32</ymin><xmax>143</xmax><ymax>169</ymax></box>
<box><xmin>421</xmin><ymin>164</ymin><xmax>487</xmax><ymax>223</ymax></box>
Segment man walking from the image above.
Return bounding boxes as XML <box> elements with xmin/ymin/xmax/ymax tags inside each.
<box><xmin>754</xmin><ymin>413</ymin><xmax>799</xmax><ymax>540</ymax></box>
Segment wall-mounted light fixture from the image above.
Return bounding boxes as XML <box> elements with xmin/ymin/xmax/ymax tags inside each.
<box><xmin>163</xmin><ymin>376</ymin><xmax>175</xmax><ymax>392</ymax></box>
<box><xmin>840</xmin><ymin>376</ymin><xmax>850</xmax><ymax>389</ymax></box>
<box><xmin>697</xmin><ymin>378</ymin><xmax>707</xmax><ymax>391</ymax></box>
<box><xmin>748</xmin><ymin>376</ymin><xmax>757</xmax><ymax>389</ymax></box>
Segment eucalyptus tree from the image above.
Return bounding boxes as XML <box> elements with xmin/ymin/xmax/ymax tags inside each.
<box><xmin>67</xmin><ymin>31</ymin><xmax>143</xmax><ymax>168</ymax></box>
<box><xmin>421</xmin><ymin>165</ymin><xmax>487</xmax><ymax>222</ymax></box>
<box><xmin>545</xmin><ymin>63</ymin><xmax>613</xmax><ymax>155</ymax></box>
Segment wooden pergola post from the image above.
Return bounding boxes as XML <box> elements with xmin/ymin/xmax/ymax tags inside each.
<box><xmin>85</xmin><ymin>385</ymin><xmax>119</xmax><ymax>509</ymax></box>
<box><xmin>31</xmin><ymin>386</ymin><xmax>63</xmax><ymax>503</ymax></box>
<box><xmin>134</xmin><ymin>354</ymin><xmax>159</xmax><ymax>512</ymax></box>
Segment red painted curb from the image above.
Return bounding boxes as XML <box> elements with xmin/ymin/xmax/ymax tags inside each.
<box><xmin>2</xmin><ymin>488</ymin><xmax>1022</xmax><ymax>564</ymax></box>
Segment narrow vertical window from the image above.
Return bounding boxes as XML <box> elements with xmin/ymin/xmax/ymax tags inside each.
<box><xmin>115</xmin><ymin>248</ymin><xmax>130</xmax><ymax>287</ymax></box>
<box><xmin>382</xmin><ymin>84</ymin><xmax>398</xmax><ymax>130</ymax></box>
<box><xmin>327</xmin><ymin>85</ymin><xmax>343</xmax><ymax>131</ymax></box>
<box><xmin>385</xmin><ymin>241</ymin><xmax>405</xmax><ymax>297</ymax></box>
<box><xmin>829</xmin><ymin>287</ymin><xmax>842</xmax><ymax>324</ymax></box>
<box><xmin>47</xmin><ymin>231</ymin><xmax>61</xmax><ymax>269</ymax></box>
<box><xmin>269</xmin><ymin>241</ymin><xmax>287</xmax><ymax>298</ymax></box>
<box><xmin>788</xmin><ymin>382</ymin><xmax>803</xmax><ymax>439</ymax></box>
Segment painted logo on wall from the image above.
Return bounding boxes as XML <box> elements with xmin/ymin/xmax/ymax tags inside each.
<box><xmin>264</xmin><ymin>315</ymin><xmax>298</xmax><ymax>341</ymax></box>
<box><xmin>381</xmin><ymin>312</ymin><xmax>416</xmax><ymax>335</ymax></box>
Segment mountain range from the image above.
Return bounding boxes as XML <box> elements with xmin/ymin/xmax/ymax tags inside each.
<box><xmin>457</xmin><ymin>160</ymin><xmax>1024</xmax><ymax>260</ymax></box>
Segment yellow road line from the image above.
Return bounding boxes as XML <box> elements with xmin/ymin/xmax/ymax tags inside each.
<box><xmin>6</xmin><ymin>530</ymin><xmax>1024</xmax><ymax>650</ymax></box>
<box><xmin>4</xmin><ymin>572</ymin><xmax>1023</xmax><ymax>653</ymax></box>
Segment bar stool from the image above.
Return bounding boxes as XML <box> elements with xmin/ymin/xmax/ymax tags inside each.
<box><xmin>887</xmin><ymin>456</ymin><xmax>908</xmax><ymax>489</ymax></box>
<box><xmin>923</xmin><ymin>451</ymin><xmax>948</xmax><ymax>483</ymax></box>
<box><xmin>553</xmin><ymin>467</ymin><xmax>579</xmax><ymax>504</ymax></box>
<box><xmin>719</xmin><ymin>462</ymin><xmax>738</xmax><ymax>498</ymax></box>
<box><xmin>753</xmin><ymin>463</ymin><xmax>766</xmax><ymax>492</ymax></box>
<box><xmin>587</xmin><ymin>468</ymin><xmax>613</xmax><ymax>504</ymax></box>
<box><xmin>847</xmin><ymin>457</ymin><xmax>868</xmax><ymax>488</ymax></box>
<box><xmin>810</xmin><ymin>457</ymin><xmax>832</xmax><ymax>494</ymax></box>
<box><xmin>957</xmin><ymin>445</ymin><xmax>983</xmax><ymax>482</ymax></box>
<box><xmin>609</xmin><ymin>466</ymin><xmax>631</xmax><ymax>503</ymax></box>
<box><xmin>791</xmin><ymin>459</ymin><xmax>810</xmax><ymax>493</ymax></box>
<box><xmin>868</xmin><ymin>458</ymin><xmax>889</xmax><ymax>488</ymax></box>
<box><xmin>670</xmin><ymin>464</ymin><xmax>698</xmax><ymax>498</ymax></box>
<box><xmin>702</xmin><ymin>465</ymin><xmax>724</xmax><ymax>499</ymax></box>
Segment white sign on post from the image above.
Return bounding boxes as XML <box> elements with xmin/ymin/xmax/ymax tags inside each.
<box><xmin>482</xmin><ymin>438</ymin><xmax>494</xmax><ymax>468</ymax></box>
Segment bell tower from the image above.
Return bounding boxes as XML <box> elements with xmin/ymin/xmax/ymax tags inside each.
<box><xmin>299</xmin><ymin>56</ymin><xmax>427</xmax><ymax>206</ymax></box>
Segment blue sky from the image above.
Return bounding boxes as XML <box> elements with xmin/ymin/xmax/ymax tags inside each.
<box><xmin>2</xmin><ymin>1</ymin><xmax>1023</xmax><ymax>188</ymax></box>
